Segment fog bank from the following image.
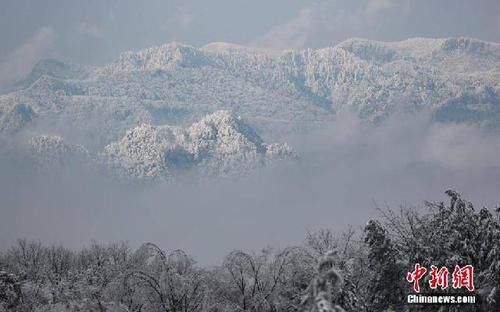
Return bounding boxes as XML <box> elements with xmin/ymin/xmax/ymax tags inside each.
<box><xmin>1</xmin><ymin>113</ymin><xmax>499</xmax><ymax>265</ymax></box>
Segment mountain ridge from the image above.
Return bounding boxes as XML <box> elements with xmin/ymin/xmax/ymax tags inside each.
<box><xmin>27</xmin><ymin>110</ymin><xmax>295</xmax><ymax>182</ymax></box>
<box><xmin>1</xmin><ymin>36</ymin><xmax>499</xmax><ymax>156</ymax></box>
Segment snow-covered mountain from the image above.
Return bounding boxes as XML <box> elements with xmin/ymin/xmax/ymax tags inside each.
<box><xmin>1</xmin><ymin>37</ymin><xmax>499</xmax><ymax>147</ymax></box>
<box><xmin>28</xmin><ymin>111</ymin><xmax>294</xmax><ymax>182</ymax></box>
<box><xmin>99</xmin><ymin>110</ymin><xmax>294</xmax><ymax>181</ymax></box>
<box><xmin>1</xmin><ymin>37</ymin><xmax>499</xmax><ymax>180</ymax></box>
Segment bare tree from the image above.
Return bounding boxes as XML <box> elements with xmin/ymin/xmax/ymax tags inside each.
<box><xmin>125</xmin><ymin>243</ymin><xmax>206</xmax><ymax>312</ymax></box>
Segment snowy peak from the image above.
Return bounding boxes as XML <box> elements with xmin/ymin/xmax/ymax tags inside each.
<box><xmin>103</xmin><ymin>42</ymin><xmax>213</xmax><ymax>73</ymax></box>
<box><xmin>188</xmin><ymin>110</ymin><xmax>265</xmax><ymax>154</ymax></box>
<box><xmin>100</xmin><ymin>111</ymin><xmax>295</xmax><ymax>181</ymax></box>
<box><xmin>336</xmin><ymin>37</ymin><xmax>500</xmax><ymax>71</ymax></box>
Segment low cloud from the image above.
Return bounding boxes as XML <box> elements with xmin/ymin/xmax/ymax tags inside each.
<box><xmin>0</xmin><ymin>27</ymin><xmax>55</xmax><ymax>89</ymax></box>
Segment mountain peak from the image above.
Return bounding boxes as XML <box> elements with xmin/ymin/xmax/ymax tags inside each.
<box><xmin>105</xmin><ymin>41</ymin><xmax>209</xmax><ymax>73</ymax></box>
<box><xmin>100</xmin><ymin>110</ymin><xmax>294</xmax><ymax>181</ymax></box>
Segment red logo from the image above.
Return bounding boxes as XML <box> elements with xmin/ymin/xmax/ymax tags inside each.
<box><xmin>452</xmin><ymin>265</ymin><xmax>475</xmax><ymax>292</ymax></box>
<box><xmin>429</xmin><ymin>265</ymin><xmax>449</xmax><ymax>290</ymax></box>
<box><xmin>407</xmin><ymin>264</ymin><xmax>475</xmax><ymax>293</ymax></box>
<box><xmin>406</xmin><ymin>263</ymin><xmax>427</xmax><ymax>293</ymax></box>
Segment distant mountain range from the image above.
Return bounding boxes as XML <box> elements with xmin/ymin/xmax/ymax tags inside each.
<box><xmin>1</xmin><ymin>37</ymin><xmax>499</xmax><ymax>180</ymax></box>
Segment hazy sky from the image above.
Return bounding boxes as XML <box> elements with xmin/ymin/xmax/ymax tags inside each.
<box><xmin>1</xmin><ymin>0</ymin><xmax>499</xmax><ymax>66</ymax></box>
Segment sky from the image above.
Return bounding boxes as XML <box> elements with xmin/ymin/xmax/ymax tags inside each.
<box><xmin>0</xmin><ymin>0</ymin><xmax>499</xmax><ymax>67</ymax></box>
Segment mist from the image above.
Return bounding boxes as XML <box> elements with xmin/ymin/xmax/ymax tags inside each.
<box><xmin>1</xmin><ymin>112</ymin><xmax>500</xmax><ymax>265</ymax></box>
